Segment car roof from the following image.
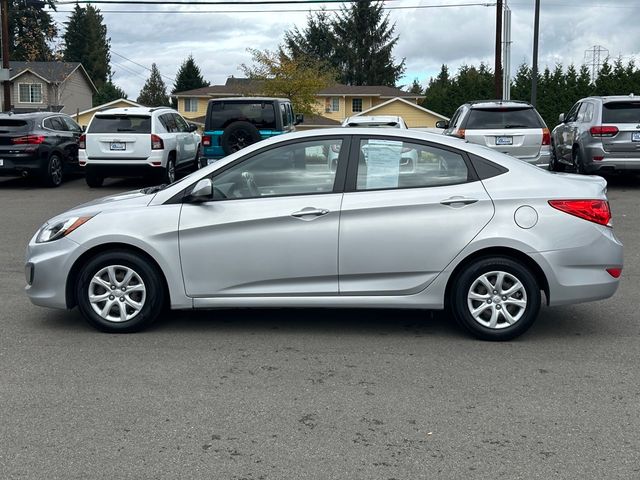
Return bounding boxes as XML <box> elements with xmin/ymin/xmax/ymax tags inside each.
<box><xmin>208</xmin><ymin>97</ymin><xmax>290</xmax><ymax>103</ymax></box>
<box><xmin>0</xmin><ymin>111</ymin><xmax>65</xmax><ymax>119</ymax></box>
<box><xmin>585</xmin><ymin>94</ymin><xmax>640</xmax><ymax>103</ymax></box>
<box><xmin>466</xmin><ymin>100</ymin><xmax>534</xmax><ymax>109</ymax></box>
<box><xmin>345</xmin><ymin>115</ymin><xmax>402</xmax><ymax>122</ymax></box>
<box><xmin>96</xmin><ymin>107</ymin><xmax>174</xmax><ymax>115</ymax></box>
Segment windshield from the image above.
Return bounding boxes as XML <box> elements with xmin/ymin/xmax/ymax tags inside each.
<box><xmin>0</xmin><ymin>119</ymin><xmax>30</xmax><ymax>133</ymax></box>
<box><xmin>89</xmin><ymin>115</ymin><xmax>152</xmax><ymax>133</ymax></box>
<box><xmin>602</xmin><ymin>102</ymin><xmax>640</xmax><ymax>123</ymax></box>
<box><xmin>465</xmin><ymin>107</ymin><xmax>544</xmax><ymax>129</ymax></box>
<box><xmin>207</xmin><ymin>101</ymin><xmax>277</xmax><ymax>130</ymax></box>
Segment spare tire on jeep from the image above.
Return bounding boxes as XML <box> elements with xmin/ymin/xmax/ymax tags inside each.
<box><xmin>220</xmin><ymin>121</ymin><xmax>262</xmax><ymax>155</ymax></box>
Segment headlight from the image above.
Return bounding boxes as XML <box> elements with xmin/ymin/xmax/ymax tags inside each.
<box><xmin>36</xmin><ymin>215</ymin><xmax>95</xmax><ymax>243</ymax></box>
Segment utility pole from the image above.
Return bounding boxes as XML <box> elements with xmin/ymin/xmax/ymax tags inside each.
<box><xmin>584</xmin><ymin>45</ymin><xmax>609</xmax><ymax>83</ymax></box>
<box><xmin>1</xmin><ymin>0</ymin><xmax>11</xmax><ymax>111</ymax></box>
<box><xmin>495</xmin><ymin>0</ymin><xmax>503</xmax><ymax>99</ymax></box>
<box><xmin>502</xmin><ymin>1</ymin><xmax>511</xmax><ymax>100</ymax></box>
<box><xmin>531</xmin><ymin>0</ymin><xmax>540</xmax><ymax>107</ymax></box>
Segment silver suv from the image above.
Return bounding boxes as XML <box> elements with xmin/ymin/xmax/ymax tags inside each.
<box><xmin>550</xmin><ymin>95</ymin><xmax>640</xmax><ymax>174</ymax></box>
<box><xmin>80</xmin><ymin>107</ymin><xmax>201</xmax><ymax>187</ymax></box>
<box><xmin>437</xmin><ymin>100</ymin><xmax>551</xmax><ymax>167</ymax></box>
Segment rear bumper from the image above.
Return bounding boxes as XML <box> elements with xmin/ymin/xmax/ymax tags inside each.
<box><xmin>0</xmin><ymin>150</ymin><xmax>43</xmax><ymax>175</ymax></box>
<box><xmin>583</xmin><ymin>144</ymin><xmax>640</xmax><ymax>172</ymax></box>
<box><xmin>80</xmin><ymin>150</ymin><xmax>166</xmax><ymax>177</ymax></box>
<box><xmin>520</xmin><ymin>148</ymin><xmax>551</xmax><ymax>168</ymax></box>
<box><xmin>531</xmin><ymin>226</ymin><xmax>623</xmax><ymax>306</ymax></box>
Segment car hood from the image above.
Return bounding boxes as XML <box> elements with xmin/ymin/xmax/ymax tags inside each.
<box><xmin>46</xmin><ymin>189</ymin><xmax>156</xmax><ymax>224</ymax></box>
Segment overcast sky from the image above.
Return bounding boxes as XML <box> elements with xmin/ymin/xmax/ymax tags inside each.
<box><xmin>50</xmin><ymin>0</ymin><xmax>640</xmax><ymax>99</ymax></box>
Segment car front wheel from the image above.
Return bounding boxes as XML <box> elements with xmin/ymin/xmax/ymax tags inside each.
<box><xmin>450</xmin><ymin>256</ymin><xmax>541</xmax><ymax>341</ymax></box>
<box><xmin>75</xmin><ymin>251</ymin><xmax>165</xmax><ymax>333</ymax></box>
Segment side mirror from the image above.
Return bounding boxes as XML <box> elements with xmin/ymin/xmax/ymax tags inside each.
<box><xmin>435</xmin><ymin>120</ymin><xmax>449</xmax><ymax>129</ymax></box>
<box><xmin>188</xmin><ymin>178</ymin><xmax>213</xmax><ymax>202</ymax></box>
<box><xmin>188</xmin><ymin>123</ymin><xmax>198</xmax><ymax>132</ymax></box>
<box><xmin>558</xmin><ymin>113</ymin><xmax>565</xmax><ymax>123</ymax></box>
<box><xmin>295</xmin><ymin>113</ymin><xmax>304</xmax><ymax>125</ymax></box>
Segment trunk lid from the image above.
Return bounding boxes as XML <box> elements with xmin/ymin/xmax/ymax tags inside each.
<box><xmin>86</xmin><ymin>114</ymin><xmax>152</xmax><ymax>159</ymax></box>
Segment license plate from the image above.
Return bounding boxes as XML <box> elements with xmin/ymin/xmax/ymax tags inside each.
<box><xmin>496</xmin><ymin>136</ymin><xmax>513</xmax><ymax>146</ymax></box>
<box><xmin>110</xmin><ymin>142</ymin><xmax>126</xmax><ymax>151</ymax></box>
<box><xmin>632</xmin><ymin>132</ymin><xmax>640</xmax><ymax>142</ymax></box>
<box><xmin>0</xmin><ymin>159</ymin><xmax>3</xmax><ymax>166</ymax></box>
<box><xmin>207</xmin><ymin>158</ymin><xmax>217</xmax><ymax>165</ymax></box>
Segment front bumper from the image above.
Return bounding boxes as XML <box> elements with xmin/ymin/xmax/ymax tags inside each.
<box><xmin>25</xmin><ymin>236</ymin><xmax>81</xmax><ymax>310</ymax></box>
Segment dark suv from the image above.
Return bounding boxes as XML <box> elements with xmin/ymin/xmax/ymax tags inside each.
<box><xmin>0</xmin><ymin>112</ymin><xmax>82</xmax><ymax>187</ymax></box>
<box><xmin>201</xmin><ymin>97</ymin><xmax>302</xmax><ymax>166</ymax></box>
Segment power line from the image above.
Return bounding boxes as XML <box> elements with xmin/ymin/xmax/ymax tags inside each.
<box><xmin>111</xmin><ymin>50</ymin><xmax>176</xmax><ymax>82</ymax></box>
<box><xmin>53</xmin><ymin>2</ymin><xmax>496</xmax><ymax>13</ymax></box>
<box><xmin>55</xmin><ymin>0</ymin><xmax>388</xmax><ymax>4</ymax></box>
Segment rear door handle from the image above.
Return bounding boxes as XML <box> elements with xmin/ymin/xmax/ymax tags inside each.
<box><xmin>440</xmin><ymin>196</ymin><xmax>478</xmax><ymax>207</ymax></box>
<box><xmin>291</xmin><ymin>208</ymin><xmax>330</xmax><ymax>218</ymax></box>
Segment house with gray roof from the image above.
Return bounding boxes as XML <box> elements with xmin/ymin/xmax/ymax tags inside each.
<box><xmin>1</xmin><ymin>61</ymin><xmax>97</xmax><ymax>114</ymax></box>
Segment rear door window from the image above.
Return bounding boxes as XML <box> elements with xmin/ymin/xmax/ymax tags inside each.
<box><xmin>89</xmin><ymin>115</ymin><xmax>152</xmax><ymax>133</ymax></box>
<box><xmin>465</xmin><ymin>107</ymin><xmax>543</xmax><ymax>129</ymax></box>
<box><xmin>602</xmin><ymin>102</ymin><xmax>640</xmax><ymax>123</ymax></box>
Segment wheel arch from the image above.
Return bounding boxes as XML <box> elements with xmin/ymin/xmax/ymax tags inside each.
<box><xmin>65</xmin><ymin>242</ymin><xmax>170</xmax><ymax>309</ymax></box>
<box><xmin>444</xmin><ymin>246</ymin><xmax>550</xmax><ymax>307</ymax></box>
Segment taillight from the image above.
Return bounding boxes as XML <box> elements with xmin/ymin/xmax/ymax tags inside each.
<box><xmin>541</xmin><ymin>128</ymin><xmax>550</xmax><ymax>145</ymax></box>
<box><xmin>79</xmin><ymin>134</ymin><xmax>86</xmax><ymax>149</ymax></box>
<box><xmin>12</xmin><ymin>135</ymin><xmax>45</xmax><ymax>145</ymax></box>
<box><xmin>606</xmin><ymin>267</ymin><xmax>622</xmax><ymax>278</ymax></box>
<box><xmin>548</xmin><ymin>199</ymin><xmax>612</xmax><ymax>227</ymax></box>
<box><xmin>151</xmin><ymin>134</ymin><xmax>164</xmax><ymax>150</ymax></box>
<box><xmin>590</xmin><ymin>126</ymin><xmax>618</xmax><ymax>137</ymax></box>
<box><xmin>454</xmin><ymin>129</ymin><xmax>465</xmax><ymax>139</ymax></box>
<box><xmin>202</xmin><ymin>135</ymin><xmax>212</xmax><ymax>147</ymax></box>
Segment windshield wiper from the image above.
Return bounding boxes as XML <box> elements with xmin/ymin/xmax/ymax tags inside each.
<box><xmin>504</xmin><ymin>124</ymin><xmax>530</xmax><ymax>129</ymax></box>
<box><xmin>117</xmin><ymin>128</ymin><xmax>135</xmax><ymax>132</ymax></box>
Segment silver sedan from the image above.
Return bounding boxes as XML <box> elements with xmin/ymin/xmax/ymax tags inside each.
<box><xmin>25</xmin><ymin>129</ymin><xmax>623</xmax><ymax>340</ymax></box>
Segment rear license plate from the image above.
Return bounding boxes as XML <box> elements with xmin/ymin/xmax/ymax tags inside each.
<box><xmin>496</xmin><ymin>136</ymin><xmax>513</xmax><ymax>146</ymax></box>
<box><xmin>110</xmin><ymin>142</ymin><xmax>126</xmax><ymax>151</ymax></box>
<box><xmin>207</xmin><ymin>158</ymin><xmax>217</xmax><ymax>165</ymax></box>
<box><xmin>632</xmin><ymin>132</ymin><xmax>640</xmax><ymax>142</ymax></box>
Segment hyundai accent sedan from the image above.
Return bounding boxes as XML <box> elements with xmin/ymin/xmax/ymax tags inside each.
<box><xmin>25</xmin><ymin>129</ymin><xmax>623</xmax><ymax>340</ymax></box>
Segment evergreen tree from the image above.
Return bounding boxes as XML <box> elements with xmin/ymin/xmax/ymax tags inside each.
<box><xmin>93</xmin><ymin>79</ymin><xmax>128</xmax><ymax>106</ymax></box>
<box><xmin>8</xmin><ymin>0</ymin><xmax>57</xmax><ymax>61</ymax></box>
<box><xmin>137</xmin><ymin>64</ymin><xmax>169</xmax><ymax>107</ymax></box>
<box><xmin>62</xmin><ymin>4</ymin><xmax>111</xmax><ymax>88</ymax></box>
<box><xmin>172</xmin><ymin>55</ymin><xmax>209</xmax><ymax>94</ymax></box>
<box><xmin>408</xmin><ymin>78</ymin><xmax>423</xmax><ymax>95</ymax></box>
<box><xmin>332</xmin><ymin>1</ymin><xmax>405</xmax><ymax>86</ymax></box>
<box><xmin>283</xmin><ymin>9</ymin><xmax>335</xmax><ymax>67</ymax></box>
<box><xmin>510</xmin><ymin>63</ymin><xmax>531</xmax><ymax>101</ymax></box>
<box><xmin>422</xmin><ymin>65</ymin><xmax>452</xmax><ymax>117</ymax></box>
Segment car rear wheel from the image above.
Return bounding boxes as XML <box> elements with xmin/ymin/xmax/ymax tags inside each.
<box><xmin>450</xmin><ymin>256</ymin><xmax>541</xmax><ymax>341</ymax></box>
<box><xmin>548</xmin><ymin>142</ymin><xmax>564</xmax><ymax>172</ymax></box>
<box><xmin>75</xmin><ymin>251</ymin><xmax>165</xmax><ymax>333</ymax></box>
<box><xmin>573</xmin><ymin>148</ymin><xmax>587</xmax><ymax>174</ymax></box>
<box><xmin>86</xmin><ymin>170</ymin><xmax>104</xmax><ymax>188</ymax></box>
<box><xmin>40</xmin><ymin>154</ymin><xmax>63</xmax><ymax>187</ymax></box>
<box><xmin>220</xmin><ymin>121</ymin><xmax>261</xmax><ymax>155</ymax></box>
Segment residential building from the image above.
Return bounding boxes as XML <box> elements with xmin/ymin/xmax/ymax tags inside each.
<box><xmin>1</xmin><ymin>61</ymin><xmax>96</xmax><ymax>114</ymax></box>
<box><xmin>172</xmin><ymin>77</ymin><xmax>447</xmax><ymax>128</ymax></box>
<box><xmin>71</xmin><ymin>98</ymin><xmax>143</xmax><ymax>129</ymax></box>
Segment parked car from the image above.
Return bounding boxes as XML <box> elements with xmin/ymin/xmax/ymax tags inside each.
<box><xmin>328</xmin><ymin>115</ymin><xmax>415</xmax><ymax>172</ymax></box>
<box><xmin>0</xmin><ymin>112</ymin><xmax>82</xmax><ymax>187</ymax></box>
<box><xmin>80</xmin><ymin>107</ymin><xmax>200</xmax><ymax>187</ymax></box>
<box><xmin>25</xmin><ymin>129</ymin><xmax>622</xmax><ymax>341</ymax></box>
<box><xmin>200</xmin><ymin>97</ymin><xmax>303</xmax><ymax>166</ymax></box>
<box><xmin>341</xmin><ymin>115</ymin><xmax>408</xmax><ymax>128</ymax></box>
<box><xmin>437</xmin><ymin>100</ymin><xmax>551</xmax><ymax>168</ymax></box>
<box><xmin>550</xmin><ymin>95</ymin><xmax>640</xmax><ymax>174</ymax></box>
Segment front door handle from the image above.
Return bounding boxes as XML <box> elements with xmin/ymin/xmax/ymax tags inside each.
<box><xmin>440</xmin><ymin>196</ymin><xmax>478</xmax><ymax>207</ymax></box>
<box><xmin>291</xmin><ymin>207</ymin><xmax>330</xmax><ymax>218</ymax></box>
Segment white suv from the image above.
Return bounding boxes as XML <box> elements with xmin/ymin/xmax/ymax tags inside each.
<box><xmin>79</xmin><ymin>107</ymin><xmax>201</xmax><ymax>187</ymax></box>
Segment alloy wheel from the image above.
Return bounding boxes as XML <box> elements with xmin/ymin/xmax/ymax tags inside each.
<box><xmin>88</xmin><ymin>265</ymin><xmax>146</xmax><ymax>322</ymax></box>
<box><xmin>466</xmin><ymin>270</ymin><xmax>527</xmax><ymax>329</ymax></box>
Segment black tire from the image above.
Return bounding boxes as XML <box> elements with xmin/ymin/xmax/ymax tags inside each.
<box><xmin>573</xmin><ymin>147</ymin><xmax>587</xmax><ymax>174</ymax></box>
<box><xmin>161</xmin><ymin>155</ymin><xmax>176</xmax><ymax>184</ymax></box>
<box><xmin>192</xmin><ymin>144</ymin><xmax>201</xmax><ymax>172</ymax></box>
<box><xmin>548</xmin><ymin>142</ymin><xmax>565</xmax><ymax>172</ymax></box>
<box><xmin>220</xmin><ymin>121</ymin><xmax>261</xmax><ymax>155</ymax></box>
<box><xmin>450</xmin><ymin>256</ymin><xmax>541</xmax><ymax>341</ymax></box>
<box><xmin>86</xmin><ymin>170</ymin><xmax>104</xmax><ymax>188</ymax></box>
<box><xmin>40</xmin><ymin>153</ymin><xmax>64</xmax><ymax>187</ymax></box>
<box><xmin>75</xmin><ymin>250</ymin><xmax>165</xmax><ymax>333</ymax></box>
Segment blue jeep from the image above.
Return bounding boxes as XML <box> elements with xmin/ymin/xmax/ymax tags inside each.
<box><xmin>200</xmin><ymin>97</ymin><xmax>303</xmax><ymax>166</ymax></box>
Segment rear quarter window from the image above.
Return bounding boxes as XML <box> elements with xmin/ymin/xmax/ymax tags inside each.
<box><xmin>465</xmin><ymin>107</ymin><xmax>543</xmax><ymax>129</ymax></box>
<box><xmin>89</xmin><ymin>115</ymin><xmax>152</xmax><ymax>133</ymax></box>
<box><xmin>602</xmin><ymin>102</ymin><xmax>640</xmax><ymax>123</ymax></box>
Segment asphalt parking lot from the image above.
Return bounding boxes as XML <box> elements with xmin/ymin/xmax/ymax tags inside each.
<box><xmin>1</xmin><ymin>174</ymin><xmax>639</xmax><ymax>479</ymax></box>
